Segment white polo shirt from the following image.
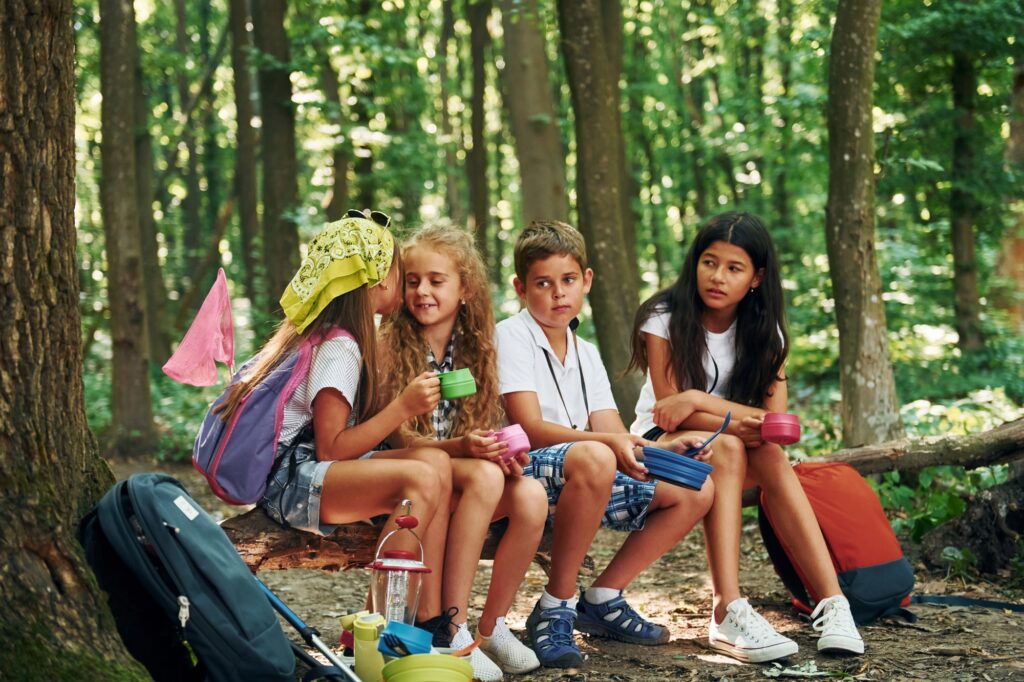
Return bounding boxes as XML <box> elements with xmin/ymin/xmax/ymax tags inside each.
<box><xmin>495</xmin><ymin>308</ymin><xmax>618</xmax><ymax>430</ymax></box>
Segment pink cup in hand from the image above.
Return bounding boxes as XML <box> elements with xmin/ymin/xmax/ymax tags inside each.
<box><xmin>489</xmin><ymin>424</ymin><xmax>531</xmax><ymax>463</ymax></box>
<box><xmin>761</xmin><ymin>412</ymin><xmax>801</xmax><ymax>445</ymax></box>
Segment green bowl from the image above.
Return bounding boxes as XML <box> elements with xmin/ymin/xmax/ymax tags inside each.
<box><xmin>382</xmin><ymin>653</ymin><xmax>472</xmax><ymax>682</ymax></box>
<box><xmin>438</xmin><ymin>368</ymin><xmax>477</xmax><ymax>399</ymax></box>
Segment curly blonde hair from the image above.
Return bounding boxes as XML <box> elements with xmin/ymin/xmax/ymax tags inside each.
<box><xmin>380</xmin><ymin>221</ymin><xmax>505</xmax><ymax>440</ymax></box>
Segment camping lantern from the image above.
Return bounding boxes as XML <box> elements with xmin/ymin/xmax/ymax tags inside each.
<box><xmin>368</xmin><ymin>500</ymin><xmax>431</xmax><ymax>625</ymax></box>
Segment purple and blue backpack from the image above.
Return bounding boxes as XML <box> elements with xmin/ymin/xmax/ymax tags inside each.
<box><xmin>193</xmin><ymin>329</ymin><xmax>352</xmax><ymax>505</ymax></box>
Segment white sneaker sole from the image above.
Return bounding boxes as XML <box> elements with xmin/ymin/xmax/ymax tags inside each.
<box><xmin>709</xmin><ymin>637</ymin><xmax>799</xmax><ymax>663</ymax></box>
<box><xmin>481</xmin><ymin>648</ymin><xmax>541</xmax><ymax>674</ymax></box>
<box><xmin>818</xmin><ymin>634</ymin><xmax>864</xmax><ymax>654</ymax></box>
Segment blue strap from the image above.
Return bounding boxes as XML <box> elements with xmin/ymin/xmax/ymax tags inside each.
<box><xmin>911</xmin><ymin>595</ymin><xmax>1024</xmax><ymax>612</ymax></box>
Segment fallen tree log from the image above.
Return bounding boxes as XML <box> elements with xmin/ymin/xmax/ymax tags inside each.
<box><xmin>810</xmin><ymin>418</ymin><xmax>1024</xmax><ymax>477</ymax></box>
<box><xmin>222</xmin><ymin>510</ymin><xmax>555</xmax><ymax>573</ymax></box>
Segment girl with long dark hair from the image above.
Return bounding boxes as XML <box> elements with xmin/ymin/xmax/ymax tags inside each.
<box><xmin>628</xmin><ymin>212</ymin><xmax>864</xmax><ymax>662</ymax></box>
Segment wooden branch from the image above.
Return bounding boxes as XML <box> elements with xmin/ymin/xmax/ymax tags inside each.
<box><xmin>811</xmin><ymin>418</ymin><xmax>1024</xmax><ymax>476</ymax></box>
<box><xmin>222</xmin><ymin>508</ymin><xmax>552</xmax><ymax>574</ymax></box>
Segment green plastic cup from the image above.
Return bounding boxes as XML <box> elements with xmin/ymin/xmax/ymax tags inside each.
<box><xmin>437</xmin><ymin>368</ymin><xmax>477</xmax><ymax>400</ymax></box>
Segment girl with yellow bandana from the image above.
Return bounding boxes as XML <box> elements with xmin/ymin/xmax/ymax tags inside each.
<box><xmin>221</xmin><ymin>214</ymin><xmax>452</xmax><ymax>628</ymax></box>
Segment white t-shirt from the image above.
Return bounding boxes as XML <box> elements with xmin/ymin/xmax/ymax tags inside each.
<box><xmin>280</xmin><ymin>335</ymin><xmax>362</xmax><ymax>445</ymax></box>
<box><xmin>630</xmin><ymin>309</ymin><xmax>737</xmax><ymax>436</ymax></box>
<box><xmin>495</xmin><ymin>308</ymin><xmax>618</xmax><ymax>430</ymax></box>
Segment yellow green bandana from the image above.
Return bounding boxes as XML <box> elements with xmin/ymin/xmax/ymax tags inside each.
<box><xmin>280</xmin><ymin>217</ymin><xmax>395</xmax><ymax>333</ymax></box>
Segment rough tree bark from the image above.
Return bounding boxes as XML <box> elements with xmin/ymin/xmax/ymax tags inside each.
<box><xmin>994</xmin><ymin>62</ymin><xmax>1024</xmax><ymax>332</ymax></box>
<box><xmin>824</xmin><ymin>0</ymin><xmax>904</xmax><ymax>446</ymax></box>
<box><xmin>439</xmin><ymin>0</ymin><xmax>464</xmax><ymax>223</ymax></box>
<box><xmin>467</xmin><ymin>0</ymin><xmax>492</xmax><ymax>262</ymax></box>
<box><xmin>174</xmin><ymin>0</ymin><xmax>205</xmax><ymax>279</ymax></box>
<box><xmin>253</xmin><ymin>0</ymin><xmax>300</xmax><ymax>308</ymax></box>
<box><xmin>0</xmin><ymin>1</ymin><xmax>144</xmax><ymax>675</ymax></box>
<box><xmin>501</xmin><ymin>0</ymin><xmax>568</xmax><ymax>223</ymax></box>
<box><xmin>134</xmin><ymin>52</ymin><xmax>171</xmax><ymax>365</ymax></box>
<box><xmin>229</xmin><ymin>0</ymin><xmax>261</xmax><ymax>306</ymax></box>
<box><xmin>557</xmin><ymin>0</ymin><xmax>642</xmax><ymax>420</ymax></box>
<box><xmin>318</xmin><ymin>53</ymin><xmax>351</xmax><ymax>222</ymax></box>
<box><xmin>100</xmin><ymin>0</ymin><xmax>155</xmax><ymax>454</ymax></box>
<box><xmin>951</xmin><ymin>49</ymin><xmax>985</xmax><ymax>352</ymax></box>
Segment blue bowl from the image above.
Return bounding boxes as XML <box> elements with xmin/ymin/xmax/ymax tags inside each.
<box><xmin>378</xmin><ymin>620</ymin><xmax>432</xmax><ymax>658</ymax></box>
<box><xmin>640</xmin><ymin>446</ymin><xmax>713</xmax><ymax>491</ymax></box>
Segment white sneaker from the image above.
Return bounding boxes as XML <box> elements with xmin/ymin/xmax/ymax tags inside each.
<box><xmin>479</xmin><ymin>617</ymin><xmax>541</xmax><ymax>674</ymax></box>
<box><xmin>451</xmin><ymin>624</ymin><xmax>504</xmax><ymax>681</ymax></box>
<box><xmin>708</xmin><ymin>598</ymin><xmax>799</xmax><ymax>663</ymax></box>
<box><xmin>811</xmin><ymin>595</ymin><xmax>864</xmax><ymax>654</ymax></box>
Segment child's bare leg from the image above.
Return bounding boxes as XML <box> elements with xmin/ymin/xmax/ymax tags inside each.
<box><xmin>478</xmin><ymin>476</ymin><xmax>548</xmax><ymax>636</ymax></box>
<box><xmin>690</xmin><ymin>433</ymin><xmax>748</xmax><ymax>622</ymax></box>
<box><xmin>747</xmin><ymin>443</ymin><xmax>842</xmax><ymax>598</ymax></box>
<box><xmin>444</xmin><ymin>459</ymin><xmax>504</xmax><ymax>629</ymax></box>
<box><xmin>592</xmin><ymin>478</ymin><xmax>714</xmax><ymax>589</ymax></box>
<box><xmin>547</xmin><ymin>441</ymin><xmax>616</xmax><ymax>598</ymax></box>
<box><xmin>367</xmin><ymin>447</ymin><xmax>454</xmax><ymax>619</ymax></box>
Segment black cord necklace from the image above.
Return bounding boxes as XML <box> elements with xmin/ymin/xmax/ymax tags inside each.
<box><xmin>543</xmin><ymin>319</ymin><xmax>589</xmax><ymax>430</ymax></box>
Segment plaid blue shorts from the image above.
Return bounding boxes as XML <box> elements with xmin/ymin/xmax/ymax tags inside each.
<box><xmin>522</xmin><ymin>442</ymin><xmax>657</xmax><ymax>532</ymax></box>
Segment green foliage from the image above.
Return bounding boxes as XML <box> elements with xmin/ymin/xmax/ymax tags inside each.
<box><xmin>940</xmin><ymin>545</ymin><xmax>979</xmax><ymax>582</ymax></box>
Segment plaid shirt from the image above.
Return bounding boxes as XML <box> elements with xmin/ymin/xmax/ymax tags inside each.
<box><xmin>428</xmin><ymin>335</ymin><xmax>457</xmax><ymax>440</ymax></box>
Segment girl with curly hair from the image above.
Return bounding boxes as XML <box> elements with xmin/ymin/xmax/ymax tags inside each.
<box><xmin>381</xmin><ymin>222</ymin><xmax>546</xmax><ymax>680</ymax></box>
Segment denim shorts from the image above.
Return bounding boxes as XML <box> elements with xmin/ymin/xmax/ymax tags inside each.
<box><xmin>522</xmin><ymin>441</ymin><xmax>657</xmax><ymax>532</ymax></box>
<box><xmin>260</xmin><ymin>437</ymin><xmax>339</xmax><ymax>536</ymax></box>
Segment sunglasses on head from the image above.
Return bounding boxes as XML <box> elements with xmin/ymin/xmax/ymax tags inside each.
<box><xmin>345</xmin><ymin>208</ymin><xmax>392</xmax><ymax>228</ymax></box>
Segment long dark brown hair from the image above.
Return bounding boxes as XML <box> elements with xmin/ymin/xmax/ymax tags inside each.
<box><xmin>628</xmin><ymin>212</ymin><xmax>788</xmax><ymax>407</ymax></box>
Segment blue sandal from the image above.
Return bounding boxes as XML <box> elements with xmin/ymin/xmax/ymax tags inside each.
<box><xmin>576</xmin><ymin>590</ymin><xmax>670</xmax><ymax>645</ymax></box>
<box><xmin>525</xmin><ymin>599</ymin><xmax>584</xmax><ymax>668</ymax></box>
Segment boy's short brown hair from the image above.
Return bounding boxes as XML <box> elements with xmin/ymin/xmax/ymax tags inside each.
<box><xmin>513</xmin><ymin>220</ymin><xmax>588</xmax><ymax>281</ymax></box>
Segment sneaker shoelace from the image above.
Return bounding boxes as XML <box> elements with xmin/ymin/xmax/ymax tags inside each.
<box><xmin>730</xmin><ymin>602</ymin><xmax>781</xmax><ymax>644</ymax></box>
<box><xmin>811</xmin><ymin>597</ymin><xmax>857</xmax><ymax>635</ymax></box>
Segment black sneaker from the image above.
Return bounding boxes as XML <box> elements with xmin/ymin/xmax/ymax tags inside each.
<box><xmin>415</xmin><ymin>606</ymin><xmax>459</xmax><ymax>648</ymax></box>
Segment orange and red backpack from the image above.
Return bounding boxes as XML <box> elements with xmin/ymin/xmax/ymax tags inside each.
<box><xmin>758</xmin><ymin>461</ymin><xmax>916</xmax><ymax>625</ymax></box>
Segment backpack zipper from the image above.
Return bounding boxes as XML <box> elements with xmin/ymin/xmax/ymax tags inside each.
<box><xmin>178</xmin><ymin>595</ymin><xmax>191</xmax><ymax>628</ymax></box>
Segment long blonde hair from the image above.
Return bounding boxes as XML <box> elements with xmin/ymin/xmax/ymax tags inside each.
<box><xmin>218</xmin><ymin>244</ymin><xmax>400</xmax><ymax>424</ymax></box>
<box><xmin>380</xmin><ymin>222</ymin><xmax>504</xmax><ymax>439</ymax></box>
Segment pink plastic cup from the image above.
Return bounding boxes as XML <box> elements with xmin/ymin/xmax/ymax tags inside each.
<box><xmin>762</xmin><ymin>412</ymin><xmax>801</xmax><ymax>445</ymax></box>
<box><xmin>489</xmin><ymin>424</ymin><xmax>531</xmax><ymax>463</ymax></box>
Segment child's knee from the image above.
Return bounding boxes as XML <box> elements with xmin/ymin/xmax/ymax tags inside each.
<box><xmin>710</xmin><ymin>434</ymin><xmax>747</xmax><ymax>476</ymax></box>
<box><xmin>511</xmin><ymin>477</ymin><xmax>549</xmax><ymax>526</ymax></box>
<box><xmin>563</xmin><ymin>441</ymin><xmax>616</xmax><ymax>485</ymax></box>
<box><xmin>460</xmin><ymin>460</ymin><xmax>505</xmax><ymax>498</ymax></box>
<box><xmin>694</xmin><ymin>476</ymin><xmax>715</xmax><ymax>514</ymax></box>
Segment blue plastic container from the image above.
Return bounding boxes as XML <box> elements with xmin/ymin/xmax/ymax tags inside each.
<box><xmin>640</xmin><ymin>446</ymin><xmax>714</xmax><ymax>491</ymax></box>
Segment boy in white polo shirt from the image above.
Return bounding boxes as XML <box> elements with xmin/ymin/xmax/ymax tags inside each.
<box><xmin>495</xmin><ymin>220</ymin><xmax>715</xmax><ymax>668</ymax></box>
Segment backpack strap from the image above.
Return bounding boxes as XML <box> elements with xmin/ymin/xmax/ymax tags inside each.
<box><xmin>910</xmin><ymin>595</ymin><xmax>1024</xmax><ymax>612</ymax></box>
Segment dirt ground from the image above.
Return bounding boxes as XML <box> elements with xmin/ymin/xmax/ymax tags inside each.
<box><xmin>111</xmin><ymin>457</ymin><xmax>1024</xmax><ymax>681</ymax></box>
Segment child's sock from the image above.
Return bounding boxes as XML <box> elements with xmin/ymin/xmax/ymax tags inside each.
<box><xmin>450</xmin><ymin>622</ymin><xmax>474</xmax><ymax>649</ymax></box>
<box><xmin>584</xmin><ymin>586</ymin><xmax>620</xmax><ymax>605</ymax></box>
<box><xmin>539</xmin><ymin>588</ymin><xmax>578</xmax><ymax>610</ymax></box>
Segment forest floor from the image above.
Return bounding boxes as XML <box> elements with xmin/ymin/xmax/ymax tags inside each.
<box><xmin>111</xmin><ymin>457</ymin><xmax>1024</xmax><ymax>681</ymax></box>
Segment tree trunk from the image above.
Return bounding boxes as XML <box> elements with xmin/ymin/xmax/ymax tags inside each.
<box><xmin>501</xmin><ymin>0</ymin><xmax>568</xmax><ymax>223</ymax></box>
<box><xmin>100</xmin><ymin>0</ymin><xmax>155</xmax><ymax>455</ymax></box>
<box><xmin>319</xmin><ymin>54</ymin><xmax>351</xmax><ymax>222</ymax></box>
<box><xmin>253</xmin><ymin>0</ymin><xmax>300</xmax><ymax>308</ymax></box>
<box><xmin>440</xmin><ymin>0</ymin><xmax>464</xmax><ymax>223</ymax></box>
<box><xmin>951</xmin><ymin>50</ymin><xmax>985</xmax><ymax>352</ymax></box>
<box><xmin>134</xmin><ymin>53</ymin><xmax>171</xmax><ymax>365</ymax></box>
<box><xmin>174</xmin><ymin>0</ymin><xmax>204</xmax><ymax>280</ymax></box>
<box><xmin>557</xmin><ymin>0</ymin><xmax>642</xmax><ymax>421</ymax></box>
<box><xmin>817</xmin><ymin>418</ymin><xmax>1024</xmax><ymax>478</ymax></box>
<box><xmin>0</xmin><ymin>1</ymin><xmax>145</xmax><ymax>675</ymax></box>
<box><xmin>994</xmin><ymin>62</ymin><xmax>1024</xmax><ymax>332</ymax></box>
<box><xmin>824</xmin><ymin>0</ymin><xmax>904</xmax><ymax>447</ymax></box>
<box><xmin>773</xmin><ymin>0</ymin><xmax>793</xmax><ymax>233</ymax></box>
<box><xmin>229</xmin><ymin>0</ymin><xmax>261</xmax><ymax>306</ymax></box>
<box><xmin>467</xmin><ymin>0</ymin><xmax>492</xmax><ymax>262</ymax></box>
